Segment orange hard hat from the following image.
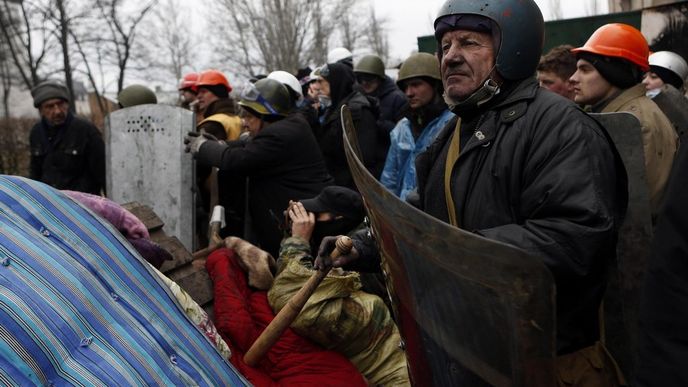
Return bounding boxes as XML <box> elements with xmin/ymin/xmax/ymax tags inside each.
<box><xmin>194</xmin><ymin>69</ymin><xmax>232</xmax><ymax>93</ymax></box>
<box><xmin>178</xmin><ymin>72</ymin><xmax>199</xmax><ymax>90</ymax></box>
<box><xmin>572</xmin><ymin>23</ymin><xmax>650</xmax><ymax>71</ymax></box>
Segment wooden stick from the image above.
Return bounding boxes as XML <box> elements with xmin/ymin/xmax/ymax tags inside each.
<box><xmin>243</xmin><ymin>236</ymin><xmax>353</xmax><ymax>367</ymax></box>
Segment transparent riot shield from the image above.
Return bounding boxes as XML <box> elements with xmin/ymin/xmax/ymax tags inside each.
<box><xmin>105</xmin><ymin>105</ymin><xmax>194</xmax><ymax>251</ymax></box>
<box><xmin>590</xmin><ymin>112</ymin><xmax>653</xmax><ymax>380</ymax></box>
<box><xmin>341</xmin><ymin>106</ymin><xmax>556</xmax><ymax>386</ymax></box>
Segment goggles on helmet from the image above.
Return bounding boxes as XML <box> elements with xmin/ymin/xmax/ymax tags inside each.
<box><xmin>240</xmin><ymin>82</ymin><xmax>279</xmax><ymax>115</ymax></box>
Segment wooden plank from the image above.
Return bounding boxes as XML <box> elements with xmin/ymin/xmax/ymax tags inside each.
<box><xmin>122</xmin><ymin>202</ymin><xmax>164</xmax><ymax>232</ymax></box>
<box><xmin>166</xmin><ymin>265</ymin><xmax>214</xmax><ymax>307</ymax></box>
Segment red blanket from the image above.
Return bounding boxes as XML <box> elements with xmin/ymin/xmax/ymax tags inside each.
<box><xmin>207</xmin><ymin>248</ymin><xmax>367</xmax><ymax>386</ymax></box>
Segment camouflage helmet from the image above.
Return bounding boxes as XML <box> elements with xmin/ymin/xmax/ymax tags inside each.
<box><xmin>354</xmin><ymin>55</ymin><xmax>385</xmax><ymax>78</ymax></box>
<box><xmin>434</xmin><ymin>0</ymin><xmax>544</xmax><ymax>80</ymax></box>
<box><xmin>397</xmin><ymin>53</ymin><xmax>441</xmax><ymax>88</ymax></box>
<box><xmin>118</xmin><ymin>84</ymin><xmax>157</xmax><ymax>108</ymax></box>
<box><xmin>238</xmin><ymin>78</ymin><xmax>291</xmax><ymax>118</ymax></box>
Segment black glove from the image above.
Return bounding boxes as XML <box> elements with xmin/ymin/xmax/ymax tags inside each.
<box><xmin>184</xmin><ymin>131</ymin><xmax>218</xmax><ymax>155</ymax></box>
<box><xmin>314</xmin><ymin>235</ymin><xmax>359</xmax><ymax>271</ymax></box>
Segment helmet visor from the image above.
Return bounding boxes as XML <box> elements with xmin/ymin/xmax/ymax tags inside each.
<box><xmin>240</xmin><ymin>82</ymin><xmax>278</xmax><ymax>115</ymax></box>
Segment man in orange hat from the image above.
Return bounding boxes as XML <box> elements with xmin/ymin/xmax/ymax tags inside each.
<box><xmin>178</xmin><ymin>72</ymin><xmax>199</xmax><ymax>111</ymax></box>
<box><xmin>570</xmin><ymin>23</ymin><xmax>678</xmax><ymax>216</ymax></box>
<box><xmin>193</xmin><ymin>69</ymin><xmax>241</xmax><ymax>141</ymax></box>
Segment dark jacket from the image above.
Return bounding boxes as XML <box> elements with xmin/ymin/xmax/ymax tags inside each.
<box><xmin>317</xmin><ymin>63</ymin><xmax>379</xmax><ymax>188</ymax></box>
<box><xmin>415</xmin><ymin>78</ymin><xmax>627</xmax><ymax>355</ymax></box>
<box><xmin>371</xmin><ymin>76</ymin><xmax>408</xmax><ymax>174</ymax></box>
<box><xmin>29</xmin><ymin>113</ymin><xmax>105</xmax><ymax>195</ymax></box>
<box><xmin>197</xmin><ymin>113</ymin><xmax>333</xmax><ymax>257</ymax></box>
<box><xmin>636</xmin><ymin>134</ymin><xmax>688</xmax><ymax>387</ymax></box>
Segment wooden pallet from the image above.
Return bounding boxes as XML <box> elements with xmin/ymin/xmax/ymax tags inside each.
<box><xmin>122</xmin><ymin>202</ymin><xmax>214</xmax><ymax>317</ymax></box>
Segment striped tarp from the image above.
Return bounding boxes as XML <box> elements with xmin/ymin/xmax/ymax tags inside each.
<box><xmin>0</xmin><ymin>176</ymin><xmax>248</xmax><ymax>386</ymax></box>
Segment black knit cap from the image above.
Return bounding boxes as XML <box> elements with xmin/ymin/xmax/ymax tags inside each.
<box><xmin>301</xmin><ymin>186</ymin><xmax>364</xmax><ymax>221</ymax></box>
<box><xmin>577</xmin><ymin>52</ymin><xmax>642</xmax><ymax>89</ymax></box>
<box><xmin>199</xmin><ymin>84</ymin><xmax>229</xmax><ymax>99</ymax></box>
<box><xmin>31</xmin><ymin>80</ymin><xmax>70</xmax><ymax>108</ymax></box>
<box><xmin>650</xmin><ymin>65</ymin><xmax>684</xmax><ymax>90</ymax></box>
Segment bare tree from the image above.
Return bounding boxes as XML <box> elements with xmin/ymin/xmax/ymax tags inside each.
<box><xmin>142</xmin><ymin>0</ymin><xmax>194</xmax><ymax>85</ymax></box>
<box><xmin>0</xmin><ymin>0</ymin><xmax>56</xmax><ymax>89</ymax></box>
<box><xmin>364</xmin><ymin>6</ymin><xmax>390</xmax><ymax>64</ymax></box>
<box><xmin>95</xmin><ymin>0</ymin><xmax>157</xmax><ymax>93</ymax></box>
<box><xmin>339</xmin><ymin>1</ymin><xmax>363</xmax><ymax>53</ymax></box>
<box><xmin>208</xmin><ymin>0</ymin><xmax>353</xmax><ymax>77</ymax></box>
<box><xmin>50</xmin><ymin>0</ymin><xmax>77</xmax><ymax>104</ymax></box>
<box><xmin>0</xmin><ymin>12</ymin><xmax>14</xmax><ymax>118</ymax></box>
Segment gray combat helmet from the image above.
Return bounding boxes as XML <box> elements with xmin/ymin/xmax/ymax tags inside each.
<box><xmin>118</xmin><ymin>84</ymin><xmax>157</xmax><ymax>108</ymax></box>
<box><xmin>354</xmin><ymin>55</ymin><xmax>386</xmax><ymax>79</ymax></box>
<box><xmin>238</xmin><ymin>78</ymin><xmax>292</xmax><ymax>118</ymax></box>
<box><xmin>434</xmin><ymin>0</ymin><xmax>544</xmax><ymax>80</ymax></box>
<box><xmin>397</xmin><ymin>52</ymin><xmax>441</xmax><ymax>88</ymax></box>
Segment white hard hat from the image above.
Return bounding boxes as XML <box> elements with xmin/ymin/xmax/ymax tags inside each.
<box><xmin>649</xmin><ymin>51</ymin><xmax>688</xmax><ymax>82</ymax></box>
<box><xmin>327</xmin><ymin>47</ymin><xmax>353</xmax><ymax>63</ymax></box>
<box><xmin>267</xmin><ymin>70</ymin><xmax>303</xmax><ymax>99</ymax></box>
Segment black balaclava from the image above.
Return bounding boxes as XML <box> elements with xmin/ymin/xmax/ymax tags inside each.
<box><xmin>201</xmin><ymin>84</ymin><xmax>229</xmax><ymax>99</ymax></box>
<box><xmin>650</xmin><ymin>65</ymin><xmax>684</xmax><ymax>90</ymax></box>
<box><xmin>323</xmin><ymin>62</ymin><xmax>356</xmax><ymax>106</ymax></box>
<box><xmin>577</xmin><ymin>52</ymin><xmax>642</xmax><ymax>89</ymax></box>
<box><xmin>309</xmin><ymin>217</ymin><xmax>362</xmax><ymax>255</ymax></box>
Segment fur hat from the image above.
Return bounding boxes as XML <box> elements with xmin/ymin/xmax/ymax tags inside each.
<box><xmin>31</xmin><ymin>80</ymin><xmax>70</xmax><ymax>108</ymax></box>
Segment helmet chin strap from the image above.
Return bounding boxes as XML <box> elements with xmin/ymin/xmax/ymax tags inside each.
<box><xmin>444</xmin><ymin>66</ymin><xmax>501</xmax><ymax>113</ymax></box>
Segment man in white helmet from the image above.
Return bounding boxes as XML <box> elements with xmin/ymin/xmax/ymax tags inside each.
<box><xmin>268</xmin><ymin>69</ymin><xmax>321</xmax><ymax>132</ymax></box>
<box><xmin>327</xmin><ymin>47</ymin><xmax>353</xmax><ymax>68</ymax></box>
<box><xmin>642</xmin><ymin>51</ymin><xmax>688</xmax><ymax>137</ymax></box>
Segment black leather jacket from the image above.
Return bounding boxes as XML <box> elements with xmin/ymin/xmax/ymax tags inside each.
<box><xmin>416</xmin><ymin>78</ymin><xmax>628</xmax><ymax>354</ymax></box>
<box><xmin>29</xmin><ymin>113</ymin><xmax>105</xmax><ymax>195</ymax></box>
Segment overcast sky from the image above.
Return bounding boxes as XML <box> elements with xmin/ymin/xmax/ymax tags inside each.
<box><xmin>372</xmin><ymin>0</ymin><xmax>609</xmax><ymax>62</ymax></box>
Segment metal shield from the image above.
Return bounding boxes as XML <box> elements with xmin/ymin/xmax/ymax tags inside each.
<box><xmin>341</xmin><ymin>106</ymin><xmax>556</xmax><ymax>386</ymax></box>
<box><xmin>652</xmin><ymin>86</ymin><xmax>688</xmax><ymax>137</ymax></box>
<box><xmin>590</xmin><ymin>112</ymin><xmax>653</xmax><ymax>380</ymax></box>
<box><xmin>105</xmin><ymin>105</ymin><xmax>195</xmax><ymax>251</ymax></box>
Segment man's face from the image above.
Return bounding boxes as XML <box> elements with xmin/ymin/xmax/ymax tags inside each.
<box><xmin>569</xmin><ymin>58</ymin><xmax>617</xmax><ymax>106</ymax></box>
<box><xmin>357</xmin><ymin>74</ymin><xmax>381</xmax><ymax>94</ymax></box>
<box><xmin>316</xmin><ymin>78</ymin><xmax>330</xmax><ymax>97</ymax></box>
<box><xmin>38</xmin><ymin>98</ymin><xmax>69</xmax><ymax>126</ymax></box>
<box><xmin>642</xmin><ymin>72</ymin><xmax>664</xmax><ymax>91</ymax></box>
<box><xmin>307</xmin><ymin>81</ymin><xmax>321</xmax><ymax>100</ymax></box>
<box><xmin>440</xmin><ymin>29</ymin><xmax>495</xmax><ymax>101</ymax></box>
<box><xmin>537</xmin><ymin>70</ymin><xmax>576</xmax><ymax>100</ymax></box>
<box><xmin>180</xmin><ymin>89</ymin><xmax>197</xmax><ymax>104</ymax></box>
<box><xmin>403</xmin><ymin>78</ymin><xmax>435</xmax><ymax>109</ymax></box>
<box><xmin>241</xmin><ymin>109</ymin><xmax>263</xmax><ymax>137</ymax></box>
<box><xmin>196</xmin><ymin>87</ymin><xmax>219</xmax><ymax>112</ymax></box>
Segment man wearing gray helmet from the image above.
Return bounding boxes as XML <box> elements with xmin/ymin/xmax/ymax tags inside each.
<box><xmin>413</xmin><ymin>1</ymin><xmax>627</xmax><ymax>384</ymax></box>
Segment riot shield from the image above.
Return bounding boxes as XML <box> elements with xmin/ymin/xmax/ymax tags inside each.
<box><xmin>590</xmin><ymin>112</ymin><xmax>653</xmax><ymax>380</ymax></box>
<box><xmin>106</xmin><ymin>105</ymin><xmax>195</xmax><ymax>251</ymax></box>
<box><xmin>341</xmin><ymin>106</ymin><xmax>556</xmax><ymax>386</ymax></box>
<box><xmin>652</xmin><ymin>86</ymin><xmax>688</xmax><ymax>137</ymax></box>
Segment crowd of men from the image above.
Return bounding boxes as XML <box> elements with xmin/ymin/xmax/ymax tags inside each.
<box><xmin>22</xmin><ymin>0</ymin><xmax>688</xmax><ymax>384</ymax></box>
